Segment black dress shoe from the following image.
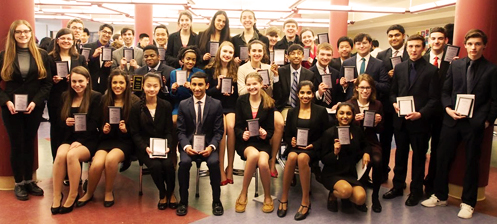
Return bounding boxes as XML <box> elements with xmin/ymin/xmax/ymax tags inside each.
<box><xmin>212</xmin><ymin>201</ymin><xmax>224</xmax><ymax>216</ymax></box>
<box><xmin>59</xmin><ymin>195</ymin><xmax>79</xmax><ymax>214</ymax></box>
<box><xmin>168</xmin><ymin>196</ymin><xmax>178</xmax><ymax>209</ymax></box>
<box><xmin>76</xmin><ymin>195</ymin><xmax>93</xmax><ymax>207</ymax></box>
<box><xmin>277</xmin><ymin>200</ymin><xmax>288</xmax><ymax>217</ymax></box>
<box><xmin>372</xmin><ymin>197</ymin><xmax>382</xmax><ymax>213</ymax></box>
<box><xmin>51</xmin><ymin>193</ymin><xmax>63</xmax><ymax>215</ymax></box>
<box><xmin>14</xmin><ymin>184</ymin><xmax>28</xmax><ymax>201</ymax></box>
<box><xmin>176</xmin><ymin>204</ymin><xmax>188</xmax><ymax>216</ymax></box>
<box><xmin>158</xmin><ymin>200</ymin><xmax>167</xmax><ymax>210</ymax></box>
<box><xmin>405</xmin><ymin>193</ymin><xmax>421</xmax><ymax>206</ymax></box>
<box><xmin>383</xmin><ymin>188</ymin><xmax>403</xmax><ymax>199</ymax></box>
<box><xmin>355</xmin><ymin>203</ymin><xmax>367</xmax><ymax>212</ymax></box>
<box><xmin>104</xmin><ymin>192</ymin><xmax>114</xmax><ymax>207</ymax></box>
<box><xmin>25</xmin><ymin>181</ymin><xmax>44</xmax><ymax>196</ymax></box>
<box><xmin>341</xmin><ymin>199</ymin><xmax>353</xmax><ymax>213</ymax></box>
<box><xmin>327</xmin><ymin>192</ymin><xmax>338</xmax><ymax>212</ymax></box>
<box><xmin>294</xmin><ymin>204</ymin><xmax>311</xmax><ymax>221</ymax></box>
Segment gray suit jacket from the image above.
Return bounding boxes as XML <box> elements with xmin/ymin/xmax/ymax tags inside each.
<box><xmin>112</xmin><ymin>46</ymin><xmax>144</xmax><ymax>74</ymax></box>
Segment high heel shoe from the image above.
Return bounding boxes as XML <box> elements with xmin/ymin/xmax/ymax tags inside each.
<box><xmin>59</xmin><ymin>195</ymin><xmax>79</xmax><ymax>214</ymax></box>
<box><xmin>277</xmin><ymin>200</ymin><xmax>288</xmax><ymax>217</ymax></box>
<box><xmin>51</xmin><ymin>193</ymin><xmax>63</xmax><ymax>215</ymax></box>
<box><xmin>294</xmin><ymin>204</ymin><xmax>311</xmax><ymax>221</ymax></box>
<box><xmin>76</xmin><ymin>195</ymin><xmax>94</xmax><ymax>208</ymax></box>
<box><xmin>104</xmin><ymin>192</ymin><xmax>114</xmax><ymax>207</ymax></box>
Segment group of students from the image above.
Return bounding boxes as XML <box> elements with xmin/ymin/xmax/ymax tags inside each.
<box><xmin>1</xmin><ymin>8</ymin><xmax>495</xmax><ymax>221</ymax></box>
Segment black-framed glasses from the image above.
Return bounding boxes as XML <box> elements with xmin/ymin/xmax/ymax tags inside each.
<box><xmin>14</xmin><ymin>30</ymin><xmax>31</xmax><ymax>35</ymax></box>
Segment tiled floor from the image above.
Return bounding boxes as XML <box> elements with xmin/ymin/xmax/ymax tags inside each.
<box><xmin>0</xmin><ymin>121</ymin><xmax>497</xmax><ymax>223</ymax></box>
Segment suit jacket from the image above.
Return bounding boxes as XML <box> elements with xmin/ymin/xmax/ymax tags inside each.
<box><xmin>347</xmin><ymin>99</ymin><xmax>384</xmax><ymax>152</ymax></box>
<box><xmin>389</xmin><ymin>57</ymin><xmax>440</xmax><ymax>132</ymax></box>
<box><xmin>273</xmin><ymin>64</ymin><xmax>316</xmax><ymax>111</ymax></box>
<box><xmin>177</xmin><ymin>96</ymin><xmax>224</xmax><ymax>151</ymax></box>
<box><xmin>330</xmin><ymin>58</ymin><xmax>342</xmax><ymax>71</ymax></box>
<box><xmin>0</xmin><ymin>48</ymin><xmax>52</xmax><ymax>108</ymax></box>
<box><xmin>134</xmin><ymin>62</ymin><xmax>175</xmax><ymax>101</ymax></box>
<box><xmin>309</xmin><ymin>64</ymin><xmax>343</xmax><ymax>107</ymax></box>
<box><xmin>231</xmin><ymin>31</ymin><xmax>270</xmax><ymax>63</ymax></box>
<box><xmin>84</xmin><ymin>41</ymin><xmax>114</xmax><ymax>94</ymax></box>
<box><xmin>422</xmin><ymin>51</ymin><xmax>450</xmax><ymax>89</ymax></box>
<box><xmin>48</xmin><ymin>54</ymin><xmax>87</xmax><ymax>109</ymax></box>
<box><xmin>234</xmin><ymin>94</ymin><xmax>275</xmax><ymax>145</ymax></box>
<box><xmin>340</xmin><ymin>55</ymin><xmax>390</xmax><ymax>101</ymax></box>
<box><xmin>166</xmin><ymin>31</ymin><xmax>197</xmax><ymax>68</ymax></box>
<box><xmin>274</xmin><ymin>35</ymin><xmax>303</xmax><ymax>53</ymax></box>
<box><xmin>376</xmin><ymin>47</ymin><xmax>409</xmax><ymax>72</ymax></box>
<box><xmin>111</xmin><ymin>46</ymin><xmax>144</xmax><ymax>74</ymax></box>
<box><xmin>442</xmin><ymin>56</ymin><xmax>497</xmax><ymax>128</ymax></box>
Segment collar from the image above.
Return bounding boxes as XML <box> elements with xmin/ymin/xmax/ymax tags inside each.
<box><xmin>430</xmin><ymin>51</ymin><xmax>443</xmax><ymax>60</ymax></box>
<box><xmin>290</xmin><ymin>64</ymin><xmax>302</xmax><ymax>75</ymax></box>
<box><xmin>316</xmin><ymin>63</ymin><xmax>328</xmax><ymax>74</ymax></box>
<box><xmin>149</xmin><ymin>62</ymin><xmax>161</xmax><ymax>71</ymax></box>
<box><xmin>241</xmin><ymin>30</ymin><xmax>259</xmax><ymax>43</ymax></box>
<box><xmin>357</xmin><ymin>54</ymin><xmax>371</xmax><ymax>62</ymax></box>
<box><xmin>123</xmin><ymin>44</ymin><xmax>134</xmax><ymax>49</ymax></box>
<box><xmin>390</xmin><ymin>45</ymin><xmax>405</xmax><ymax>56</ymax></box>
<box><xmin>357</xmin><ymin>100</ymin><xmax>370</xmax><ymax>108</ymax></box>
<box><xmin>193</xmin><ymin>94</ymin><xmax>207</xmax><ymax>105</ymax></box>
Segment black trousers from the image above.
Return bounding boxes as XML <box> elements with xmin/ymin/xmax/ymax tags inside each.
<box><xmin>380</xmin><ymin>111</ymin><xmax>395</xmax><ymax>175</ymax></box>
<box><xmin>392</xmin><ymin>128</ymin><xmax>429</xmax><ymax>195</ymax></box>
<box><xmin>178</xmin><ymin>149</ymin><xmax>221</xmax><ymax>205</ymax></box>
<box><xmin>434</xmin><ymin>120</ymin><xmax>484</xmax><ymax>207</ymax></box>
<box><xmin>47</xmin><ymin>102</ymin><xmax>62</xmax><ymax>161</ymax></box>
<box><xmin>370</xmin><ymin>150</ymin><xmax>383</xmax><ymax>197</ymax></box>
<box><xmin>424</xmin><ymin>114</ymin><xmax>443</xmax><ymax>189</ymax></box>
<box><xmin>2</xmin><ymin>106</ymin><xmax>44</xmax><ymax>183</ymax></box>
<box><xmin>137</xmin><ymin>151</ymin><xmax>175</xmax><ymax>199</ymax></box>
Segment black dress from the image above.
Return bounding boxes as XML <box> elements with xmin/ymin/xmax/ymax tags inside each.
<box><xmin>320</xmin><ymin>124</ymin><xmax>371</xmax><ymax>188</ymax></box>
<box><xmin>205</xmin><ymin>67</ymin><xmax>238</xmax><ymax>114</ymax></box>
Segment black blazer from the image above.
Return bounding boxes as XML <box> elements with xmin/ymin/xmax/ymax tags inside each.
<box><xmin>422</xmin><ymin>52</ymin><xmax>450</xmax><ymax>89</ymax></box>
<box><xmin>347</xmin><ymin>99</ymin><xmax>384</xmax><ymax>151</ymax></box>
<box><xmin>309</xmin><ymin>64</ymin><xmax>343</xmax><ymax>107</ymax></box>
<box><xmin>48</xmin><ymin>55</ymin><xmax>87</xmax><ymax>107</ymax></box>
<box><xmin>177</xmin><ymin>96</ymin><xmax>224</xmax><ymax>151</ymax></box>
<box><xmin>273</xmin><ymin>64</ymin><xmax>316</xmax><ymax>111</ymax></box>
<box><xmin>284</xmin><ymin>103</ymin><xmax>330</xmax><ymax>153</ymax></box>
<box><xmin>231</xmin><ymin>31</ymin><xmax>270</xmax><ymax>63</ymax></box>
<box><xmin>340</xmin><ymin>55</ymin><xmax>390</xmax><ymax>101</ymax></box>
<box><xmin>134</xmin><ymin>62</ymin><xmax>175</xmax><ymax>101</ymax></box>
<box><xmin>274</xmin><ymin>35</ymin><xmax>303</xmax><ymax>52</ymax></box>
<box><xmin>83</xmin><ymin>41</ymin><xmax>114</xmax><ymax>94</ymax></box>
<box><xmin>442</xmin><ymin>57</ymin><xmax>497</xmax><ymax>128</ymax></box>
<box><xmin>389</xmin><ymin>57</ymin><xmax>440</xmax><ymax>132</ymax></box>
<box><xmin>234</xmin><ymin>94</ymin><xmax>275</xmax><ymax>145</ymax></box>
<box><xmin>330</xmin><ymin>58</ymin><xmax>342</xmax><ymax>71</ymax></box>
<box><xmin>195</xmin><ymin>31</ymin><xmax>231</xmax><ymax>69</ymax></box>
<box><xmin>376</xmin><ymin>48</ymin><xmax>409</xmax><ymax>72</ymax></box>
<box><xmin>129</xmin><ymin>98</ymin><xmax>174</xmax><ymax>155</ymax></box>
<box><xmin>0</xmin><ymin>48</ymin><xmax>52</xmax><ymax>108</ymax></box>
<box><xmin>205</xmin><ymin>67</ymin><xmax>238</xmax><ymax>113</ymax></box>
<box><xmin>166</xmin><ymin>31</ymin><xmax>197</xmax><ymax>68</ymax></box>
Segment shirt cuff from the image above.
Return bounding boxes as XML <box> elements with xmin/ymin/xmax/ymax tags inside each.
<box><xmin>209</xmin><ymin>144</ymin><xmax>216</xmax><ymax>151</ymax></box>
<box><xmin>183</xmin><ymin>145</ymin><xmax>191</xmax><ymax>151</ymax></box>
<box><xmin>315</xmin><ymin>90</ymin><xmax>323</xmax><ymax>100</ymax></box>
<box><xmin>273</xmin><ymin>76</ymin><xmax>279</xmax><ymax>83</ymax></box>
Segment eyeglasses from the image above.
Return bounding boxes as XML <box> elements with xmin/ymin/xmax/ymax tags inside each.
<box><xmin>14</xmin><ymin>30</ymin><xmax>31</xmax><ymax>35</ymax></box>
<box><xmin>58</xmin><ymin>37</ymin><xmax>74</xmax><ymax>42</ymax></box>
<box><xmin>357</xmin><ymin>86</ymin><xmax>371</xmax><ymax>91</ymax></box>
<box><xmin>101</xmin><ymin>30</ymin><xmax>112</xmax><ymax>35</ymax></box>
<box><xmin>70</xmin><ymin>26</ymin><xmax>83</xmax><ymax>31</ymax></box>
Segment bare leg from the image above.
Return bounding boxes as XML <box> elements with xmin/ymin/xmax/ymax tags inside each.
<box><xmin>238</xmin><ymin>147</ymin><xmax>260</xmax><ymax>203</ymax></box>
<box><xmin>52</xmin><ymin>144</ymin><xmax>70</xmax><ymax>207</ymax></box>
<box><xmin>225</xmin><ymin>113</ymin><xmax>236</xmax><ymax>180</ymax></box>
<box><xmin>103</xmin><ymin>148</ymin><xmax>124</xmax><ymax>201</ymax></box>
<box><xmin>269</xmin><ymin>111</ymin><xmax>284</xmax><ymax>177</ymax></box>
<box><xmin>79</xmin><ymin>150</ymin><xmax>107</xmax><ymax>202</ymax></box>
<box><xmin>279</xmin><ymin>152</ymin><xmax>297</xmax><ymax>210</ymax></box>
<box><xmin>297</xmin><ymin>153</ymin><xmax>311</xmax><ymax>213</ymax></box>
<box><xmin>64</xmin><ymin>145</ymin><xmax>90</xmax><ymax>207</ymax></box>
<box><xmin>258</xmin><ymin>152</ymin><xmax>272</xmax><ymax>204</ymax></box>
<box><xmin>219</xmin><ymin>114</ymin><xmax>228</xmax><ymax>183</ymax></box>
<box><xmin>349</xmin><ymin>186</ymin><xmax>367</xmax><ymax>205</ymax></box>
<box><xmin>333</xmin><ymin>180</ymin><xmax>353</xmax><ymax>199</ymax></box>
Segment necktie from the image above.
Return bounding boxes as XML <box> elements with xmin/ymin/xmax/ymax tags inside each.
<box><xmin>291</xmin><ymin>71</ymin><xmax>298</xmax><ymax>107</ymax></box>
<box><xmin>433</xmin><ymin>56</ymin><xmax>439</xmax><ymax>68</ymax></box>
<box><xmin>196</xmin><ymin>101</ymin><xmax>202</xmax><ymax>134</ymax></box>
<box><xmin>149</xmin><ymin>68</ymin><xmax>156</xmax><ymax>73</ymax></box>
<box><xmin>467</xmin><ymin>60</ymin><xmax>475</xmax><ymax>93</ymax></box>
<box><xmin>323</xmin><ymin>67</ymin><xmax>332</xmax><ymax>105</ymax></box>
<box><xmin>393</xmin><ymin>50</ymin><xmax>399</xmax><ymax>57</ymax></box>
<box><xmin>410</xmin><ymin>62</ymin><xmax>417</xmax><ymax>86</ymax></box>
<box><xmin>359</xmin><ymin>58</ymin><xmax>366</xmax><ymax>75</ymax></box>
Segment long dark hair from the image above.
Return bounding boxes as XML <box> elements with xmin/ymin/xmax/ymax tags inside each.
<box><xmin>139</xmin><ymin>73</ymin><xmax>162</xmax><ymax>121</ymax></box>
<box><xmin>102</xmin><ymin>69</ymin><xmax>133</xmax><ymax>123</ymax></box>
<box><xmin>60</xmin><ymin>66</ymin><xmax>93</xmax><ymax>121</ymax></box>
<box><xmin>178</xmin><ymin>11</ymin><xmax>194</xmax><ymax>34</ymax></box>
<box><xmin>49</xmin><ymin>28</ymin><xmax>79</xmax><ymax>59</ymax></box>
<box><xmin>205</xmin><ymin>41</ymin><xmax>238</xmax><ymax>80</ymax></box>
<box><xmin>198</xmin><ymin>10</ymin><xmax>230</xmax><ymax>54</ymax></box>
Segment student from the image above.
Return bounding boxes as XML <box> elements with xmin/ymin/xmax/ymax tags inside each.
<box><xmin>320</xmin><ymin>103</ymin><xmax>370</xmax><ymax>213</ymax></box>
<box><xmin>110</xmin><ymin>34</ymin><xmax>123</xmax><ymax>49</ymax></box>
<box><xmin>231</xmin><ymin>10</ymin><xmax>270</xmax><ymax>64</ymax></box>
<box><xmin>205</xmin><ymin>41</ymin><xmax>239</xmax><ymax>185</ymax></box>
<box><xmin>339</xmin><ymin>33</ymin><xmax>389</xmax><ymax>101</ymax></box>
<box><xmin>310</xmin><ymin>43</ymin><xmax>343</xmax><ymax>109</ymax></box>
<box><xmin>137</xmin><ymin>33</ymin><xmax>150</xmax><ymax>49</ymax></box>
<box><xmin>196</xmin><ymin>10</ymin><xmax>230</xmax><ymax>69</ymax></box>
<box><xmin>129</xmin><ymin>73</ymin><xmax>177</xmax><ymax>210</ymax></box>
<box><xmin>77</xmin><ymin>70</ymin><xmax>140</xmax><ymax>208</ymax></box>
<box><xmin>81</xmin><ymin>28</ymin><xmax>90</xmax><ymax>45</ymax></box>
<box><xmin>176</xmin><ymin>72</ymin><xmax>224</xmax><ymax>216</ymax></box>
<box><xmin>166</xmin><ymin>11</ymin><xmax>197</xmax><ymax>68</ymax></box>
<box><xmin>383</xmin><ymin>34</ymin><xmax>439</xmax><ymax>207</ymax></box>
<box><xmin>84</xmin><ymin>24</ymin><xmax>114</xmax><ymax>94</ymax></box>
<box><xmin>422</xmin><ymin>29</ymin><xmax>497</xmax><ymax>219</ymax></box>
<box><xmin>422</xmin><ymin>27</ymin><xmax>450</xmax><ymax>196</ymax></box>
<box><xmin>266</xmin><ymin>26</ymin><xmax>280</xmax><ymax>53</ymax></box>
<box><xmin>154</xmin><ymin>25</ymin><xmax>169</xmax><ymax>49</ymax></box>
<box><xmin>376</xmin><ymin>24</ymin><xmax>409</xmax><ymax>77</ymax></box>
<box><xmin>48</xmin><ymin>18</ymin><xmax>85</xmax><ymax>53</ymax></box>
<box><xmin>51</xmin><ymin>66</ymin><xmax>102</xmax><ymax>214</ymax></box>
<box><xmin>0</xmin><ymin>20</ymin><xmax>52</xmax><ymax>201</ymax></box>
<box><xmin>112</xmin><ymin>27</ymin><xmax>144</xmax><ymax>74</ymax></box>
<box><xmin>274</xmin><ymin>19</ymin><xmax>302</xmax><ymax>53</ymax></box>
<box><xmin>234</xmin><ymin>72</ymin><xmax>275</xmax><ymax>213</ymax></box>
<box><xmin>277</xmin><ymin>81</ymin><xmax>330</xmax><ymax>220</ymax></box>
<box><xmin>300</xmin><ymin>28</ymin><xmax>317</xmax><ymax>69</ymax></box>
<box><xmin>48</xmin><ymin>28</ymin><xmax>87</xmax><ymax>161</ymax></box>
<box><xmin>135</xmin><ymin>45</ymin><xmax>175</xmax><ymax>101</ymax></box>
<box><xmin>331</xmin><ymin>36</ymin><xmax>353</xmax><ymax>71</ymax></box>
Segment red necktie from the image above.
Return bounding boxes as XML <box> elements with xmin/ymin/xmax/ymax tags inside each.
<box><xmin>433</xmin><ymin>56</ymin><xmax>439</xmax><ymax>68</ymax></box>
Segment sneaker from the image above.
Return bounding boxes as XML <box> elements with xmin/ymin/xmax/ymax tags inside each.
<box><xmin>421</xmin><ymin>194</ymin><xmax>447</xmax><ymax>207</ymax></box>
<box><xmin>457</xmin><ymin>203</ymin><xmax>474</xmax><ymax>219</ymax></box>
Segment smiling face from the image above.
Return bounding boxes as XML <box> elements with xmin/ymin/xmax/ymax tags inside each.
<box><xmin>241</xmin><ymin>11</ymin><xmax>255</xmax><ymax>30</ymax></box>
<box><xmin>249</xmin><ymin>43</ymin><xmax>264</xmax><ymax>62</ymax></box>
<box><xmin>214</xmin><ymin>14</ymin><xmax>226</xmax><ymax>31</ymax></box>
<box><xmin>407</xmin><ymin>39</ymin><xmax>424</xmax><ymax>61</ymax></box>
<box><xmin>338</xmin><ymin>41</ymin><xmax>352</xmax><ymax>59</ymax></box>
<box><xmin>429</xmin><ymin>32</ymin><xmax>447</xmax><ymax>52</ymax></box>
<box><xmin>465</xmin><ymin>37</ymin><xmax>485</xmax><ymax>60</ymax></box>
<box><xmin>143</xmin><ymin>76</ymin><xmax>160</xmax><ymax>98</ymax></box>
<box><xmin>284</xmin><ymin>22</ymin><xmax>297</xmax><ymax>39</ymax></box>
<box><xmin>69</xmin><ymin>22</ymin><xmax>83</xmax><ymax>40</ymax></box>
<box><xmin>122</xmin><ymin>30</ymin><xmax>134</xmax><ymax>47</ymax></box>
<box><xmin>387</xmin><ymin>29</ymin><xmax>405</xmax><ymax>50</ymax></box>
<box><xmin>336</xmin><ymin>105</ymin><xmax>354</xmax><ymax>126</ymax></box>
<box><xmin>288</xmin><ymin>49</ymin><xmax>304</xmax><ymax>66</ymax></box>
<box><xmin>57</xmin><ymin>33</ymin><xmax>74</xmax><ymax>51</ymax></box>
<box><xmin>179</xmin><ymin>14</ymin><xmax>192</xmax><ymax>32</ymax></box>
<box><xmin>301</xmin><ymin>30</ymin><xmax>314</xmax><ymax>47</ymax></box>
<box><xmin>317</xmin><ymin>49</ymin><xmax>332</xmax><ymax>67</ymax></box>
<box><xmin>298</xmin><ymin>85</ymin><xmax>314</xmax><ymax>105</ymax></box>
<box><xmin>140</xmin><ymin>37</ymin><xmax>150</xmax><ymax>47</ymax></box>
<box><xmin>143</xmin><ymin>49</ymin><xmax>160</xmax><ymax>68</ymax></box>
<box><xmin>14</xmin><ymin>24</ymin><xmax>31</xmax><ymax>47</ymax></box>
<box><xmin>71</xmin><ymin>73</ymin><xmax>89</xmax><ymax>95</ymax></box>
<box><xmin>245</xmin><ymin>76</ymin><xmax>262</xmax><ymax>96</ymax></box>
<box><xmin>268</xmin><ymin>34</ymin><xmax>279</xmax><ymax>47</ymax></box>
<box><xmin>190</xmin><ymin>77</ymin><xmax>208</xmax><ymax>99</ymax></box>
<box><xmin>111</xmin><ymin>75</ymin><xmax>127</xmax><ymax>96</ymax></box>
<box><xmin>219</xmin><ymin>45</ymin><xmax>234</xmax><ymax>63</ymax></box>
<box><xmin>355</xmin><ymin>37</ymin><xmax>371</xmax><ymax>57</ymax></box>
<box><xmin>182</xmin><ymin>52</ymin><xmax>197</xmax><ymax>70</ymax></box>
<box><xmin>356</xmin><ymin>80</ymin><xmax>371</xmax><ymax>101</ymax></box>
<box><xmin>154</xmin><ymin>28</ymin><xmax>168</xmax><ymax>46</ymax></box>
<box><xmin>99</xmin><ymin>27</ymin><xmax>112</xmax><ymax>45</ymax></box>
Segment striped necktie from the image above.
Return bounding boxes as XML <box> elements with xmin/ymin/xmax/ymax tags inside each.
<box><xmin>324</xmin><ymin>66</ymin><xmax>332</xmax><ymax>105</ymax></box>
<box><xmin>291</xmin><ymin>71</ymin><xmax>298</xmax><ymax>107</ymax></box>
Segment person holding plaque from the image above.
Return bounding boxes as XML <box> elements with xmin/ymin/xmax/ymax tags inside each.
<box><xmin>83</xmin><ymin>24</ymin><xmax>114</xmax><ymax>94</ymax></box>
<box><xmin>383</xmin><ymin>34</ymin><xmax>439</xmax><ymax>207</ymax></box>
<box><xmin>129</xmin><ymin>73</ymin><xmax>177</xmax><ymax>210</ymax></box>
<box><xmin>48</xmin><ymin>28</ymin><xmax>87</xmax><ymax>161</ymax></box>
<box><xmin>51</xmin><ymin>66</ymin><xmax>102</xmax><ymax>214</ymax></box>
<box><xmin>234</xmin><ymin>72</ymin><xmax>275</xmax><ymax>213</ymax></box>
<box><xmin>320</xmin><ymin>103</ymin><xmax>371</xmax><ymax>213</ymax></box>
<box><xmin>422</xmin><ymin>29</ymin><xmax>497</xmax><ymax>219</ymax></box>
<box><xmin>310</xmin><ymin>43</ymin><xmax>343</xmax><ymax>110</ymax></box>
<box><xmin>345</xmin><ymin>74</ymin><xmax>384</xmax><ymax>212</ymax></box>
<box><xmin>277</xmin><ymin>81</ymin><xmax>330</xmax><ymax>220</ymax></box>
<box><xmin>153</xmin><ymin>25</ymin><xmax>169</xmax><ymax>50</ymax></box>
<box><xmin>331</xmin><ymin>36</ymin><xmax>353</xmax><ymax>71</ymax></box>
<box><xmin>77</xmin><ymin>70</ymin><xmax>140</xmax><ymax>208</ymax></box>
<box><xmin>231</xmin><ymin>10</ymin><xmax>270</xmax><ymax>65</ymax></box>
<box><xmin>176</xmin><ymin>72</ymin><xmax>224</xmax><ymax>216</ymax></box>
<box><xmin>111</xmin><ymin>28</ymin><xmax>144</xmax><ymax>75</ymax></box>
<box><xmin>205</xmin><ymin>41</ymin><xmax>239</xmax><ymax>185</ymax></box>
<box><xmin>0</xmin><ymin>20</ymin><xmax>52</xmax><ymax>201</ymax></box>
<box><xmin>196</xmin><ymin>11</ymin><xmax>230</xmax><ymax>69</ymax></box>
<box><xmin>166</xmin><ymin>11</ymin><xmax>197</xmax><ymax>68</ymax></box>
<box><xmin>300</xmin><ymin>28</ymin><xmax>317</xmax><ymax>69</ymax></box>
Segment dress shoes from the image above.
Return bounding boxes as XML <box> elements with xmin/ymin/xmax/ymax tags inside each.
<box><xmin>176</xmin><ymin>204</ymin><xmax>188</xmax><ymax>216</ymax></box>
<box><xmin>51</xmin><ymin>193</ymin><xmax>63</xmax><ymax>215</ymax></box>
<box><xmin>212</xmin><ymin>201</ymin><xmax>224</xmax><ymax>216</ymax></box>
<box><xmin>372</xmin><ymin>197</ymin><xmax>382</xmax><ymax>213</ymax></box>
<box><xmin>14</xmin><ymin>184</ymin><xmax>28</xmax><ymax>201</ymax></box>
<box><xmin>59</xmin><ymin>195</ymin><xmax>79</xmax><ymax>214</ymax></box>
<box><xmin>383</xmin><ymin>188</ymin><xmax>403</xmax><ymax>199</ymax></box>
<box><xmin>25</xmin><ymin>181</ymin><xmax>44</xmax><ymax>196</ymax></box>
<box><xmin>157</xmin><ymin>200</ymin><xmax>167</xmax><ymax>210</ymax></box>
<box><xmin>355</xmin><ymin>203</ymin><xmax>367</xmax><ymax>212</ymax></box>
<box><xmin>341</xmin><ymin>199</ymin><xmax>353</xmax><ymax>213</ymax></box>
<box><xmin>405</xmin><ymin>193</ymin><xmax>422</xmax><ymax>206</ymax></box>
<box><xmin>294</xmin><ymin>204</ymin><xmax>311</xmax><ymax>221</ymax></box>
<box><xmin>104</xmin><ymin>192</ymin><xmax>114</xmax><ymax>207</ymax></box>
<box><xmin>76</xmin><ymin>195</ymin><xmax>93</xmax><ymax>207</ymax></box>
<box><xmin>168</xmin><ymin>197</ymin><xmax>178</xmax><ymax>209</ymax></box>
<box><xmin>327</xmin><ymin>192</ymin><xmax>338</xmax><ymax>212</ymax></box>
<box><xmin>277</xmin><ymin>200</ymin><xmax>288</xmax><ymax>217</ymax></box>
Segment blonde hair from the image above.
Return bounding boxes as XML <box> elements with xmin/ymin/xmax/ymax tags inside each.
<box><xmin>1</xmin><ymin>20</ymin><xmax>47</xmax><ymax>81</ymax></box>
<box><xmin>205</xmin><ymin>41</ymin><xmax>238</xmax><ymax>80</ymax></box>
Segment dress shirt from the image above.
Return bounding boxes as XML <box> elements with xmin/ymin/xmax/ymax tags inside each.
<box><xmin>390</xmin><ymin>45</ymin><xmax>405</xmax><ymax>58</ymax></box>
<box><xmin>287</xmin><ymin>66</ymin><xmax>302</xmax><ymax>105</ymax></box>
<box><xmin>183</xmin><ymin>94</ymin><xmax>217</xmax><ymax>151</ymax></box>
<box><xmin>356</xmin><ymin>54</ymin><xmax>371</xmax><ymax>75</ymax></box>
<box><xmin>315</xmin><ymin>63</ymin><xmax>328</xmax><ymax>100</ymax></box>
<box><xmin>430</xmin><ymin>51</ymin><xmax>444</xmax><ymax>69</ymax></box>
